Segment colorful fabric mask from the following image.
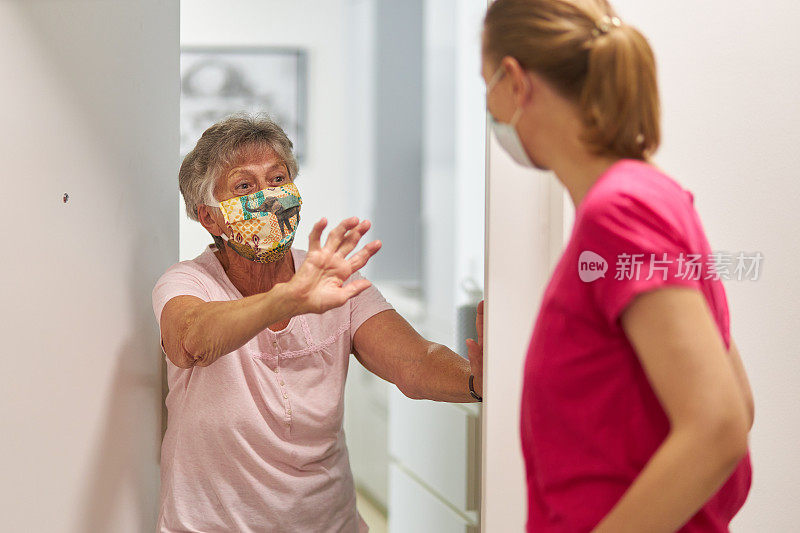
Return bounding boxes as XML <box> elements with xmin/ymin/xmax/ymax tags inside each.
<box><xmin>207</xmin><ymin>183</ymin><xmax>302</xmax><ymax>263</ymax></box>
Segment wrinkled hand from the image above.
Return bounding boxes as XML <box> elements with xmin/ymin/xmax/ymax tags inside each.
<box><xmin>465</xmin><ymin>300</ymin><xmax>484</xmax><ymax>397</ymax></box>
<box><xmin>288</xmin><ymin>217</ymin><xmax>382</xmax><ymax>315</ymax></box>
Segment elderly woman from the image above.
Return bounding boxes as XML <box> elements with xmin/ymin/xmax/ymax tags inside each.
<box><xmin>152</xmin><ymin>114</ymin><xmax>484</xmax><ymax>532</ymax></box>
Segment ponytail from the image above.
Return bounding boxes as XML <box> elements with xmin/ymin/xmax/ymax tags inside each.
<box><xmin>484</xmin><ymin>0</ymin><xmax>660</xmax><ymax>160</ymax></box>
<box><xmin>580</xmin><ymin>22</ymin><xmax>660</xmax><ymax>159</ymax></box>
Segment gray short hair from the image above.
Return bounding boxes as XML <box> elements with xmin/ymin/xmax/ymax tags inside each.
<box><xmin>179</xmin><ymin>113</ymin><xmax>299</xmax><ymax>221</ymax></box>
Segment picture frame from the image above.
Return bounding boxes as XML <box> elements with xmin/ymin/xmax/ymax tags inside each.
<box><xmin>180</xmin><ymin>46</ymin><xmax>308</xmax><ymax>162</ymax></box>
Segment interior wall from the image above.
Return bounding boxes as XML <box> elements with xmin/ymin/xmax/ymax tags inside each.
<box><xmin>0</xmin><ymin>1</ymin><xmax>178</xmax><ymax>531</ymax></box>
<box><xmin>609</xmin><ymin>1</ymin><xmax>800</xmax><ymax>529</ymax></box>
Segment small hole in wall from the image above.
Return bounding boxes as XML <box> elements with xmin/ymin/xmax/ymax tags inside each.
<box><xmin>63</xmin><ymin>193</ymin><xmax>69</xmax><ymax>203</ymax></box>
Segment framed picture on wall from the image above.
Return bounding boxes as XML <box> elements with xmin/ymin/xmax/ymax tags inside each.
<box><xmin>180</xmin><ymin>47</ymin><xmax>308</xmax><ymax>162</ymax></box>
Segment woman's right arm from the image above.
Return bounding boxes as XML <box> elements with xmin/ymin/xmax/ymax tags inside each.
<box><xmin>160</xmin><ymin>217</ymin><xmax>381</xmax><ymax>368</ymax></box>
<box><xmin>160</xmin><ymin>285</ymin><xmax>300</xmax><ymax>368</ymax></box>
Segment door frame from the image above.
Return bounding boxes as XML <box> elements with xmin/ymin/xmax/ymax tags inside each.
<box><xmin>480</xmin><ymin>129</ymin><xmax>567</xmax><ymax>531</ymax></box>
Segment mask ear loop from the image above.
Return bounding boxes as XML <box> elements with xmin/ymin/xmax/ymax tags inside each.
<box><xmin>486</xmin><ymin>65</ymin><xmax>505</xmax><ymax>94</ymax></box>
<box><xmin>487</xmin><ymin>63</ymin><xmax>529</xmax><ymax>127</ymax></box>
<box><xmin>509</xmin><ymin>106</ymin><xmax>523</xmax><ymax>127</ymax></box>
<box><xmin>509</xmin><ymin>69</ymin><xmax>533</xmax><ymax>127</ymax></box>
<box><xmin>203</xmin><ymin>182</ymin><xmax>230</xmax><ymax>244</ymax></box>
<box><xmin>204</xmin><ymin>180</ymin><xmax>221</xmax><ymax>208</ymax></box>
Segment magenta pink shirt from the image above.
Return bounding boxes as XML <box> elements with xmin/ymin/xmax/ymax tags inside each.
<box><xmin>151</xmin><ymin>244</ymin><xmax>393</xmax><ymax>532</ymax></box>
<box><xmin>521</xmin><ymin>159</ymin><xmax>752</xmax><ymax>532</ymax></box>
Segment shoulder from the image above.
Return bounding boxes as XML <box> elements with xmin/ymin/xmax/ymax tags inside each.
<box><xmin>154</xmin><ymin>246</ymin><xmax>219</xmax><ymax>290</ymax></box>
<box><xmin>578</xmin><ymin>160</ymin><xmax>695</xmax><ymax>234</ymax></box>
<box><xmin>151</xmin><ymin>247</ymin><xmax>223</xmax><ymax>320</ymax></box>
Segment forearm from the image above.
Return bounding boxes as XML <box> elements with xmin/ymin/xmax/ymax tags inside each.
<box><xmin>592</xmin><ymin>426</ymin><xmax>747</xmax><ymax>532</ymax></box>
<box><xmin>351</xmin><ymin>310</ymin><xmax>480</xmax><ymax>403</ymax></box>
<box><xmin>182</xmin><ymin>282</ymin><xmax>299</xmax><ymax>364</ymax></box>
<box><xmin>403</xmin><ymin>343</ymin><xmax>475</xmax><ymax>403</ymax></box>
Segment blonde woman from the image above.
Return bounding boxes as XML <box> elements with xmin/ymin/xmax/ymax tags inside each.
<box><xmin>479</xmin><ymin>0</ymin><xmax>753</xmax><ymax>531</ymax></box>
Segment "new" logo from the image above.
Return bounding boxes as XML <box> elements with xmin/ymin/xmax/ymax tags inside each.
<box><xmin>578</xmin><ymin>251</ymin><xmax>608</xmax><ymax>282</ymax></box>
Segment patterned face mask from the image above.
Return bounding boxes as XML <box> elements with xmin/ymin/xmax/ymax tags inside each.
<box><xmin>207</xmin><ymin>182</ymin><xmax>302</xmax><ymax>263</ymax></box>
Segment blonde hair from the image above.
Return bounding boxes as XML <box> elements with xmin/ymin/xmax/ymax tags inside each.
<box><xmin>179</xmin><ymin>113</ymin><xmax>299</xmax><ymax>222</ymax></box>
<box><xmin>483</xmin><ymin>0</ymin><xmax>660</xmax><ymax>160</ymax></box>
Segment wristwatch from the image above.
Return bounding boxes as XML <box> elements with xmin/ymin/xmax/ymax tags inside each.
<box><xmin>469</xmin><ymin>374</ymin><xmax>483</xmax><ymax>402</ymax></box>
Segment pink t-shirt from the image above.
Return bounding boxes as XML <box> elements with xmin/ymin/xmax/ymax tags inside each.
<box><xmin>151</xmin><ymin>244</ymin><xmax>393</xmax><ymax>532</ymax></box>
<box><xmin>521</xmin><ymin>159</ymin><xmax>752</xmax><ymax>532</ymax></box>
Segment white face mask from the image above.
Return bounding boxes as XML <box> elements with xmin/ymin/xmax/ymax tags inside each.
<box><xmin>486</xmin><ymin>66</ymin><xmax>534</xmax><ymax>168</ymax></box>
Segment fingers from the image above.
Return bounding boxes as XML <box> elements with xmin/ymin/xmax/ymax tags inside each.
<box><xmin>308</xmin><ymin>218</ymin><xmax>328</xmax><ymax>252</ymax></box>
<box><xmin>466</xmin><ymin>338</ymin><xmax>482</xmax><ymax>355</ymax></box>
<box><xmin>324</xmin><ymin>217</ymin><xmax>360</xmax><ymax>252</ymax></box>
<box><xmin>466</xmin><ymin>338</ymin><xmax>483</xmax><ymax>373</ymax></box>
<box><xmin>336</xmin><ymin>220</ymin><xmax>372</xmax><ymax>258</ymax></box>
<box><xmin>476</xmin><ymin>299</ymin><xmax>484</xmax><ymax>344</ymax></box>
<box><xmin>343</xmin><ymin>278</ymin><xmax>372</xmax><ymax>300</ymax></box>
<box><xmin>310</xmin><ymin>279</ymin><xmax>373</xmax><ymax>314</ymax></box>
<box><xmin>347</xmin><ymin>240</ymin><xmax>382</xmax><ymax>272</ymax></box>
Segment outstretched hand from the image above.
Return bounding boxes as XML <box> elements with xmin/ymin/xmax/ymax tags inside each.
<box><xmin>288</xmin><ymin>217</ymin><xmax>382</xmax><ymax>315</ymax></box>
<box><xmin>465</xmin><ymin>299</ymin><xmax>484</xmax><ymax>397</ymax></box>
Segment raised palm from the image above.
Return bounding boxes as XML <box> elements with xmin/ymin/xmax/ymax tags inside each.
<box><xmin>289</xmin><ymin>217</ymin><xmax>382</xmax><ymax>315</ymax></box>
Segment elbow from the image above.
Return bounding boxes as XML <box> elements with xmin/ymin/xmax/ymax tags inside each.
<box><xmin>161</xmin><ymin>332</ymin><xmax>195</xmax><ymax>369</ymax></box>
<box><xmin>173</xmin><ymin>356</ymin><xmax>196</xmax><ymax>369</ymax></box>
<box><xmin>696</xmin><ymin>408</ymin><xmax>750</xmax><ymax>470</ymax></box>
<box><xmin>719</xmin><ymin>418</ymin><xmax>749</xmax><ymax>467</ymax></box>
<box><xmin>745</xmin><ymin>393</ymin><xmax>755</xmax><ymax>432</ymax></box>
<box><xmin>394</xmin><ymin>351</ymin><xmax>428</xmax><ymax>400</ymax></box>
<box><xmin>170</xmin><ymin>337</ymin><xmax>198</xmax><ymax>369</ymax></box>
<box><xmin>168</xmin><ymin>349</ymin><xmax>195</xmax><ymax>369</ymax></box>
<box><xmin>397</xmin><ymin>379</ymin><xmax>424</xmax><ymax>400</ymax></box>
<box><xmin>395</xmin><ymin>368</ymin><xmax>425</xmax><ymax>400</ymax></box>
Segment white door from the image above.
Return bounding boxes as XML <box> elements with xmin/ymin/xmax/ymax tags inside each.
<box><xmin>481</xmin><ymin>131</ymin><xmax>568</xmax><ymax>531</ymax></box>
<box><xmin>0</xmin><ymin>2</ymin><xmax>178</xmax><ymax>531</ymax></box>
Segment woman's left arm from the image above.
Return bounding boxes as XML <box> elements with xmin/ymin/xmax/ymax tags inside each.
<box><xmin>351</xmin><ymin>306</ymin><xmax>483</xmax><ymax>402</ymax></box>
<box><xmin>592</xmin><ymin>287</ymin><xmax>750</xmax><ymax>533</ymax></box>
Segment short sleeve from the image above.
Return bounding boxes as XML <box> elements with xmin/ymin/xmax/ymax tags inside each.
<box><xmin>348</xmin><ymin>270</ymin><xmax>394</xmax><ymax>343</ymax></box>
<box><xmin>578</xmin><ymin>193</ymin><xmax>704</xmax><ymax>327</ymax></box>
<box><xmin>151</xmin><ymin>265</ymin><xmax>211</xmax><ymax>355</ymax></box>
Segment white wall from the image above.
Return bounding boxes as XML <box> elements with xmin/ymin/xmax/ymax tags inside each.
<box><xmin>180</xmin><ymin>0</ymin><xmax>353</xmax><ymax>260</ymax></box>
<box><xmin>610</xmin><ymin>1</ymin><xmax>800</xmax><ymax>529</ymax></box>
<box><xmin>0</xmin><ymin>1</ymin><xmax>178</xmax><ymax>531</ymax></box>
